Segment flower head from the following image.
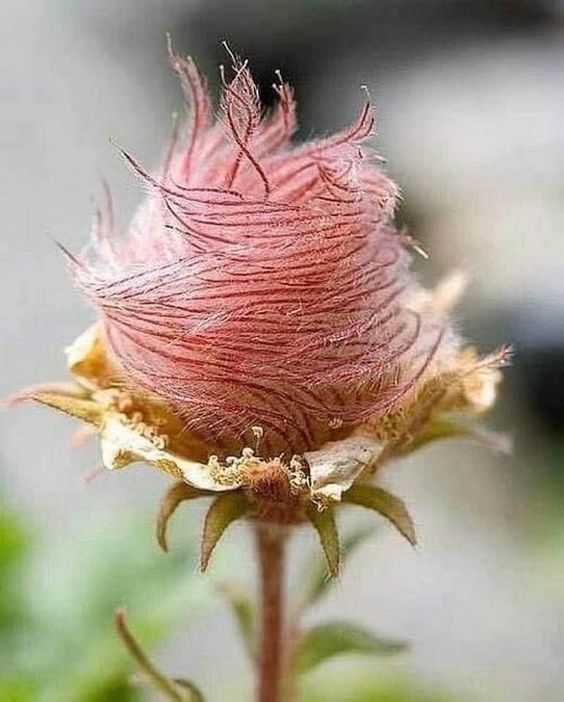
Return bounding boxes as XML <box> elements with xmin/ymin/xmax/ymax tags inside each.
<box><xmin>70</xmin><ymin>44</ymin><xmax>454</xmax><ymax>458</ymax></box>
<box><xmin>19</xmin><ymin>45</ymin><xmax>509</xmax><ymax>569</ymax></box>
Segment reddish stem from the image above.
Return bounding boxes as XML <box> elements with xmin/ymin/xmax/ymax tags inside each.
<box><xmin>255</xmin><ymin>524</ymin><xmax>286</xmax><ymax>702</ymax></box>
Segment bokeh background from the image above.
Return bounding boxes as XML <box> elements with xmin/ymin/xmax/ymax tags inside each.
<box><xmin>2</xmin><ymin>1</ymin><xmax>564</xmax><ymax>700</ymax></box>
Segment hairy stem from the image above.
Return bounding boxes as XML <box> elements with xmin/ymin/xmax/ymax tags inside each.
<box><xmin>255</xmin><ymin>523</ymin><xmax>287</xmax><ymax>702</ymax></box>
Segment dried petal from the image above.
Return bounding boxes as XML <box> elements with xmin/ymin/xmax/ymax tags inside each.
<box><xmin>65</xmin><ymin>324</ymin><xmax>116</xmax><ymax>390</ymax></box>
<box><xmin>360</xmin><ymin>345</ymin><xmax>509</xmax><ymax>463</ymax></box>
<box><xmin>100</xmin><ymin>415</ymin><xmax>241</xmax><ymax>491</ymax></box>
<box><xmin>305</xmin><ymin>436</ymin><xmax>383</xmax><ymax>502</ymax></box>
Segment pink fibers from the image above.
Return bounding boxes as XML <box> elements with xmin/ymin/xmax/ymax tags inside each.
<box><xmin>73</xmin><ymin>47</ymin><xmax>447</xmax><ymax>454</ymax></box>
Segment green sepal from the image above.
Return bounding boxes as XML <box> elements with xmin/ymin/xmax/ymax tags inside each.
<box><xmin>156</xmin><ymin>481</ymin><xmax>209</xmax><ymax>553</ymax></box>
<box><xmin>305</xmin><ymin>505</ymin><xmax>340</xmax><ymax>578</ymax></box>
<box><xmin>296</xmin><ymin>621</ymin><xmax>408</xmax><ymax>674</ymax></box>
<box><xmin>407</xmin><ymin>415</ymin><xmax>511</xmax><ymax>455</ymax></box>
<box><xmin>343</xmin><ymin>483</ymin><xmax>417</xmax><ymax>546</ymax></box>
<box><xmin>200</xmin><ymin>493</ymin><xmax>250</xmax><ymax>572</ymax></box>
<box><xmin>295</xmin><ymin>524</ymin><xmax>376</xmax><ymax>612</ymax></box>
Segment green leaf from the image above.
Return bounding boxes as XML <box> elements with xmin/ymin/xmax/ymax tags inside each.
<box><xmin>217</xmin><ymin>583</ymin><xmax>255</xmax><ymax>659</ymax></box>
<box><xmin>295</xmin><ymin>524</ymin><xmax>377</xmax><ymax>612</ymax></box>
<box><xmin>0</xmin><ymin>495</ymin><xmax>216</xmax><ymax>702</ymax></box>
<box><xmin>0</xmin><ymin>505</ymin><xmax>31</xmax><ymax>635</ymax></box>
<box><xmin>156</xmin><ymin>482</ymin><xmax>208</xmax><ymax>552</ymax></box>
<box><xmin>296</xmin><ymin>622</ymin><xmax>408</xmax><ymax>674</ymax></box>
<box><xmin>200</xmin><ymin>493</ymin><xmax>250</xmax><ymax>572</ymax></box>
<box><xmin>343</xmin><ymin>484</ymin><xmax>417</xmax><ymax>546</ymax></box>
<box><xmin>306</xmin><ymin>505</ymin><xmax>340</xmax><ymax>578</ymax></box>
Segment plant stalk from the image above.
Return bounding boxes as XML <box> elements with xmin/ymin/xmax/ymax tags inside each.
<box><xmin>114</xmin><ymin>608</ymin><xmax>185</xmax><ymax>701</ymax></box>
<box><xmin>255</xmin><ymin>523</ymin><xmax>287</xmax><ymax>702</ymax></box>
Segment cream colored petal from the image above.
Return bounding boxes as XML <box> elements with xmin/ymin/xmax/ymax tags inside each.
<box><xmin>99</xmin><ymin>415</ymin><xmax>241</xmax><ymax>492</ymax></box>
<box><xmin>409</xmin><ymin>270</ymin><xmax>469</xmax><ymax>318</ymax></box>
<box><xmin>65</xmin><ymin>324</ymin><xmax>96</xmax><ymax>366</ymax></box>
<box><xmin>462</xmin><ymin>366</ymin><xmax>502</xmax><ymax>413</ymax></box>
<box><xmin>65</xmin><ymin>324</ymin><xmax>114</xmax><ymax>390</ymax></box>
<box><xmin>305</xmin><ymin>436</ymin><xmax>384</xmax><ymax>502</ymax></box>
<box><xmin>447</xmin><ymin>346</ymin><xmax>506</xmax><ymax>415</ymax></box>
<box><xmin>428</xmin><ymin>270</ymin><xmax>469</xmax><ymax>316</ymax></box>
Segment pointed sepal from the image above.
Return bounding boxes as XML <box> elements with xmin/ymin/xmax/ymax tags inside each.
<box><xmin>305</xmin><ymin>504</ymin><xmax>340</xmax><ymax>578</ymax></box>
<box><xmin>29</xmin><ymin>390</ymin><xmax>104</xmax><ymax>426</ymax></box>
<box><xmin>295</xmin><ymin>524</ymin><xmax>376</xmax><ymax>612</ymax></box>
<box><xmin>343</xmin><ymin>483</ymin><xmax>416</xmax><ymax>546</ymax></box>
<box><xmin>156</xmin><ymin>481</ymin><xmax>209</xmax><ymax>552</ymax></box>
<box><xmin>408</xmin><ymin>416</ymin><xmax>511</xmax><ymax>455</ymax></box>
<box><xmin>200</xmin><ymin>493</ymin><xmax>250</xmax><ymax>572</ymax></box>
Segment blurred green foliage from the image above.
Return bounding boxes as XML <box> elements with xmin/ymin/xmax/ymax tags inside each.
<box><xmin>300</xmin><ymin>663</ymin><xmax>459</xmax><ymax>702</ymax></box>
<box><xmin>0</xmin><ymin>497</ymin><xmax>213</xmax><ymax>702</ymax></box>
<box><xmin>0</xmin><ymin>499</ymin><xmax>464</xmax><ymax>702</ymax></box>
<box><xmin>293</xmin><ymin>524</ymin><xmax>461</xmax><ymax>702</ymax></box>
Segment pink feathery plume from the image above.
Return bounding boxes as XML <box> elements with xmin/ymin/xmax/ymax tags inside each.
<box><xmin>72</xmin><ymin>45</ymin><xmax>449</xmax><ymax>456</ymax></box>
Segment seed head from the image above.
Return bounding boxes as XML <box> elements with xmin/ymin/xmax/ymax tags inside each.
<box><xmin>68</xmin><ymin>45</ymin><xmax>452</xmax><ymax>457</ymax></box>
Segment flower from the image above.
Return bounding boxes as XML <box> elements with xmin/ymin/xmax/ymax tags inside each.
<box><xmin>20</xmin><ymin>44</ymin><xmax>509</xmax><ymax>569</ymax></box>
<box><xmin>69</xmin><ymin>43</ymin><xmax>458</xmax><ymax>459</ymax></box>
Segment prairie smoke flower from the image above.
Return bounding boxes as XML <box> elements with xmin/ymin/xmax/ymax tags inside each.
<box><xmin>24</xmin><ymin>45</ymin><xmax>508</xmax><ymax>562</ymax></box>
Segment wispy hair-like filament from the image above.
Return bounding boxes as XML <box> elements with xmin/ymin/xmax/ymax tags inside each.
<box><xmin>73</xmin><ymin>47</ymin><xmax>451</xmax><ymax>455</ymax></box>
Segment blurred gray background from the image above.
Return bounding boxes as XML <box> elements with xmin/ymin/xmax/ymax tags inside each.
<box><xmin>2</xmin><ymin>1</ymin><xmax>564</xmax><ymax>701</ymax></box>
